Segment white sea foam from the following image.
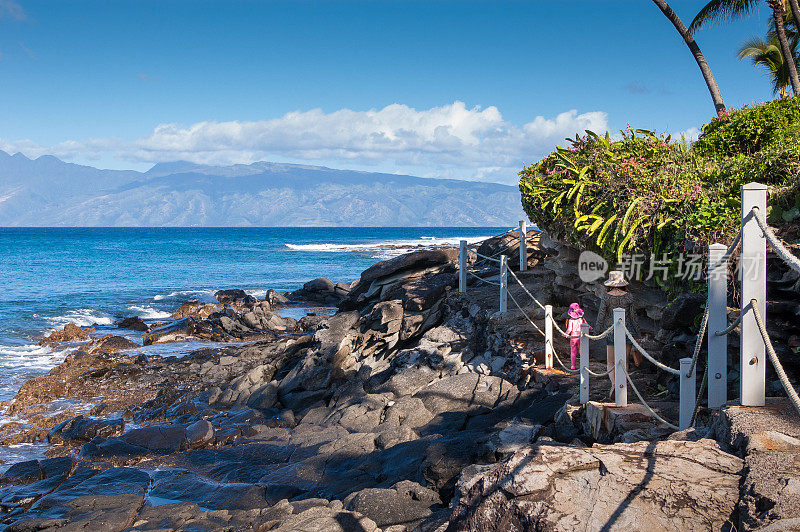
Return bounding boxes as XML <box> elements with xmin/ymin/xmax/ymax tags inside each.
<box><xmin>127</xmin><ymin>305</ymin><xmax>172</xmax><ymax>320</ymax></box>
<box><xmin>284</xmin><ymin>235</ymin><xmax>491</xmax><ymax>256</ymax></box>
<box><xmin>44</xmin><ymin>308</ymin><xmax>114</xmax><ymax>328</ymax></box>
<box><xmin>0</xmin><ymin>344</ymin><xmax>70</xmax><ymax>372</ymax></box>
<box><xmin>153</xmin><ymin>289</ymin><xmax>218</xmax><ymax>303</ymax></box>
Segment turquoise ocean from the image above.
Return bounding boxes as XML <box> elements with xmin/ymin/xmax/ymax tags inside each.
<box><xmin>0</xmin><ymin>227</ymin><xmax>504</xmax><ymax>402</ymax></box>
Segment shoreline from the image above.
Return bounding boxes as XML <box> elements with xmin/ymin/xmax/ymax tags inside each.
<box><xmin>0</xmin><ymin>234</ymin><xmax>795</xmax><ymax>530</ymax></box>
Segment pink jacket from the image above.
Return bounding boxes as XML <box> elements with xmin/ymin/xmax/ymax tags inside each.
<box><xmin>565</xmin><ymin>317</ymin><xmax>589</xmax><ymax>338</ymax></box>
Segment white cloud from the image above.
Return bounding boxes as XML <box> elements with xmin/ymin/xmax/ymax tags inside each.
<box><xmin>0</xmin><ymin>0</ymin><xmax>25</xmax><ymax>20</ymax></box>
<box><xmin>0</xmin><ymin>102</ymin><xmax>608</xmax><ymax>182</ymax></box>
<box><xmin>673</xmin><ymin>126</ymin><xmax>701</xmax><ymax>144</ymax></box>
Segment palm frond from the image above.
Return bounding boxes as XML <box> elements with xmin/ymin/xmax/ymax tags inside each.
<box><xmin>690</xmin><ymin>0</ymin><xmax>760</xmax><ymax>32</ymax></box>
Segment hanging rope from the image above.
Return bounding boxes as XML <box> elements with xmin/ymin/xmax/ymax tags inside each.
<box><xmin>753</xmin><ymin>208</ymin><xmax>800</xmax><ymax>274</ymax></box>
<box><xmin>506</xmin><ymin>268</ymin><xmax>546</xmax><ymax>311</ymax></box>
<box><xmin>751</xmin><ymin>300</ymin><xmax>800</xmax><ymax>417</ymax></box>
<box><xmin>686</xmin><ymin>306</ymin><xmax>709</xmax><ymax>378</ymax></box>
<box><xmin>506</xmin><ymin>289</ymin><xmax>546</xmax><ymax>337</ymax></box>
<box><xmin>624</xmin><ymin>327</ymin><xmax>680</xmax><ymax>376</ymax></box>
<box><xmin>584</xmin><ymin>325</ymin><xmax>614</xmax><ymax>341</ymax></box>
<box><xmin>690</xmin><ymin>365</ymin><xmax>708</xmax><ymax>427</ymax></box>
<box><xmin>473</xmin><ymin>251</ymin><xmax>502</xmax><ymax>263</ymax></box>
<box><xmin>708</xmin><ymin>227</ymin><xmax>743</xmax><ymax>272</ymax></box>
<box><xmin>715</xmin><ymin>312</ymin><xmax>743</xmax><ymax>337</ymax></box>
<box><xmin>550</xmin><ymin>346</ymin><xmax>580</xmax><ymax>373</ymax></box>
<box><xmin>584</xmin><ymin>365</ymin><xmax>614</xmax><ymax>378</ymax></box>
<box><xmin>466</xmin><ymin>270</ymin><xmax>501</xmax><ymax>286</ymax></box>
<box><xmin>621</xmin><ymin>363</ymin><xmax>679</xmax><ymax>430</ymax></box>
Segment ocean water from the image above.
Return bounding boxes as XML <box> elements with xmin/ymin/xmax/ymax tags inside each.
<box><xmin>0</xmin><ymin>227</ymin><xmax>505</xmax><ymax>405</ymax></box>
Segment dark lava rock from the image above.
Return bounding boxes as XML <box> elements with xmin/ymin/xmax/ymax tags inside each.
<box><xmin>79</xmin><ymin>438</ymin><xmax>150</xmax><ymax>459</ymax></box>
<box><xmin>86</xmin><ymin>334</ymin><xmax>140</xmax><ymax>354</ymax></box>
<box><xmin>215</xmin><ymin>289</ymin><xmax>258</xmax><ymax>309</ymax></box>
<box><xmin>117</xmin><ymin>317</ymin><xmax>148</xmax><ymax>331</ymax></box>
<box><xmin>360</xmin><ymin>248</ymin><xmax>458</xmax><ymax>284</ymax></box>
<box><xmin>143</xmin><ymin>317</ymin><xmax>197</xmax><ymax>345</ymax></box>
<box><xmin>38</xmin><ymin>323</ymin><xmax>92</xmax><ymax>345</ymax></box>
<box><xmin>344</xmin><ymin>481</ymin><xmax>442</xmax><ymax>529</ymax></box>
<box><xmin>48</xmin><ymin>415</ymin><xmax>124</xmax><ymax>445</ymax></box>
<box><xmin>661</xmin><ymin>293</ymin><xmax>706</xmax><ymax>330</ymax></box>
<box><xmin>119</xmin><ymin>424</ymin><xmax>188</xmax><ymax>453</ymax></box>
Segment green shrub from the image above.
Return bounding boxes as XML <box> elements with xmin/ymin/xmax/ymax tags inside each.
<box><xmin>518</xmin><ymin>98</ymin><xmax>800</xmax><ymax>292</ymax></box>
<box><xmin>694</xmin><ymin>96</ymin><xmax>800</xmax><ymax>158</ymax></box>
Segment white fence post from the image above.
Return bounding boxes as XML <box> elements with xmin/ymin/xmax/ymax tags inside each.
<box><xmin>544</xmin><ymin>305</ymin><xmax>554</xmax><ymax>369</ymax></box>
<box><xmin>499</xmin><ymin>255</ymin><xmax>508</xmax><ymax>313</ymax></box>
<box><xmin>519</xmin><ymin>220</ymin><xmax>527</xmax><ymax>272</ymax></box>
<box><xmin>679</xmin><ymin>357</ymin><xmax>696</xmax><ymax>430</ymax></box>
<box><xmin>613</xmin><ymin>307</ymin><xmax>627</xmax><ymax>407</ymax></box>
<box><xmin>708</xmin><ymin>243</ymin><xmax>728</xmax><ymax>408</ymax></box>
<box><xmin>580</xmin><ymin>322</ymin><xmax>590</xmax><ymax>404</ymax></box>
<box><xmin>459</xmin><ymin>240</ymin><xmax>467</xmax><ymax>293</ymax></box>
<box><xmin>740</xmin><ymin>182</ymin><xmax>767</xmax><ymax>407</ymax></box>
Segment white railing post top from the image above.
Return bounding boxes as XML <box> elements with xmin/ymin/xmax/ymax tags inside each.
<box><xmin>709</xmin><ymin>243</ymin><xmax>727</xmax><ymax>251</ymax></box>
<box><xmin>741</xmin><ymin>182</ymin><xmax>768</xmax><ymax>191</ymax></box>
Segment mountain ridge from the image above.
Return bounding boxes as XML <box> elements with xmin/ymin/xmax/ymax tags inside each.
<box><xmin>0</xmin><ymin>151</ymin><xmax>524</xmax><ymax>227</ymax></box>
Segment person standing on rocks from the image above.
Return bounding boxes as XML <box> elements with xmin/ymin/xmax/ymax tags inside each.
<box><xmin>565</xmin><ymin>303</ymin><xmax>590</xmax><ymax>370</ymax></box>
<box><xmin>594</xmin><ymin>271</ymin><xmax>642</xmax><ymax>394</ymax></box>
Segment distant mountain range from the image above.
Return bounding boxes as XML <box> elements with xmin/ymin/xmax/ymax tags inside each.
<box><xmin>0</xmin><ymin>151</ymin><xmax>524</xmax><ymax>226</ymax></box>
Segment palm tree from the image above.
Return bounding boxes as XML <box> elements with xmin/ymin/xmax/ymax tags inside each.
<box><xmin>650</xmin><ymin>0</ymin><xmax>727</xmax><ymax>115</ymax></box>
<box><xmin>738</xmin><ymin>36</ymin><xmax>797</xmax><ymax>96</ymax></box>
<box><xmin>690</xmin><ymin>0</ymin><xmax>800</xmax><ymax>95</ymax></box>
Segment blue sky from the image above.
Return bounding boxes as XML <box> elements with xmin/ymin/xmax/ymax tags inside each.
<box><xmin>0</xmin><ymin>0</ymin><xmax>778</xmax><ymax>183</ymax></box>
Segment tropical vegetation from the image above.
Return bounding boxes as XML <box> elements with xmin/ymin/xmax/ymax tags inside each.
<box><xmin>518</xmin><ymin>97</ymin><xmax>800</xmax><ymax>291</ymax></box>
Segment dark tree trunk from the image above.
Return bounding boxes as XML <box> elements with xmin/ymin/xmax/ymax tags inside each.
<box><xmin>787</xmin><ymin>0</ymin><xmax>800</xmax><ymax>36</ymax></box>
<box><xmin>769</xmin><ymin>0</ymin><xmax>800</xmax><ymax>95</ymax></box>
<box><xmin>650</xmin><ymin>0</ymin><xmax>727</xmax><ymax>116</ymax></box>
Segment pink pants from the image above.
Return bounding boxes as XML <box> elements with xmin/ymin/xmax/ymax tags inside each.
<box><xmin>570</xmin><ymin>337</ymin><xmax>580</xmax><ymax>370</ymax></box>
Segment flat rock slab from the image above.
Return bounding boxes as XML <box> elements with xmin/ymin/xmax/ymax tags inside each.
<box><xmin>712</xmin><ymin>399</ymin><xmax>800</xmax><ymax>528</ymax></box>
<box><xmin>447</xmin><ymin>439</ymin><xmax>743</xmax><ymax>531</ymax></box>
<box><xmin>584</xmin><ymin>400</ymin><xmax>672</xmax><ymax>441</ymax></box>
<box><xmin>713</xmin><ymin>399</ymin><xmax>800</xmax><ymax>453</ymax></box>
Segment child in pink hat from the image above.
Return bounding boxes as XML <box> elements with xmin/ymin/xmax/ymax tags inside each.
<box><xmin>565</xmin><ymin>303</ymin><xmax>590</xmax><ymax>370</ymax></box>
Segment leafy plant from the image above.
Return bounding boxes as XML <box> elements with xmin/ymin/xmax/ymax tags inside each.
<box><xmin>518</xmin><ymin>97</ymin><xmax>800</xmax><ymax>295</ymax></box>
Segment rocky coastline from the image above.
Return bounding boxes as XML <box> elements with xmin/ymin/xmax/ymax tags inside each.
<box><xmin>0</xmin><ymin>233</ymin><xmax>798</xmax><ymax>531</ymax></box>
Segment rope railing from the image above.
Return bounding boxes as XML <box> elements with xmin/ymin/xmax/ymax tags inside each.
<box><xmin>585</xmin><ymin>365</ymin><xmax>614</xmax><ymax>378</ymax></box>
<box><xmin>686</xmin><ymin>306</ymin><xmax>709</xmax><ymax>378</ymax></box>
<box><xmin>753</xmin><ymin>208</ymin><xmax>800</xmax><ymax>275</ymax></box>
<box><xmin>708</xmin><ymin>226</ymin><xmax>742</xmax><ymax>272</ymax></box>
<box><xmin>473</xmin><ymin>251</ymin><xmax>502</xmax><ymax>263</ymax></box>
<box><xmin>751</xmin><ymin>300</ymin><xmax>800</xmax><ymax>417</ymax></box>
<box><xmin>506</xmin><ymin>268</ymin><xmax>546</xmax><ymax>311</ymax></box>
<box><xmin>714</xmin><ymin>312</ymin><xmax>742</xmax><ymax>337</ymax></box>
<box><xmin>506</xmin><ymin>289</ymin><xmax>546</xmax><ymax>338</ymax></box>
<box><xmin>690</xmin><ymin>366</ymin><xmax>708</xmax><ymax>427</ymax></box>
<box><xmin>583</xmin><ymin>325</ymin><xmax>613</xmax><ymax>341</ymax></box>
<box><xmin>459</xmin><ymin>186</ymin><xmax>800</xmax><ymax>430</ymax></box>
<box><xmin>621</xmin><ymin>363</ymin><xmax>679</xmax><ymax>430</ymax></box>
<box><xmin>624</xmin><ymin>327</ymin><xmax>680</xmax><ymax>376</ymax></box>
<box><xmin>466</xmin><ymin>270</ymin><xmax>501</xmax><ymax>286</ymax></box>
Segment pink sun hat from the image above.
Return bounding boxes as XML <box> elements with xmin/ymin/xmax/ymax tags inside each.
<box><xmin>568</xmin><ymin>303</ymin><xmax>584</xmax><ymax>319</ymax></box>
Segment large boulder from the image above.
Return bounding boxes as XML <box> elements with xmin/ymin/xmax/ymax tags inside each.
<box><xmin>117</xmin><ymin>317</ymin><xmax>148</xmax><ymax>331</ymax></box>
<box><xmin>143</xmin><ymin>317</ymin><xmax>197</xmax><ymax>345</ymax></box>
<box><xmin>38</xmin><ymin>323</ymin><xmax>92</xmax><ymax>345</ymax></box>
<box><xmin>86</xmin><ymin>335</ymin><xmax>140</xmax><ymax>354</ymax></box>
<box><xmin>288</xmin><ymin>278</ymin><xmax>344</xmax><ymax>305</ymax></box>
<box><xmin>48</xmin><ymin>415</ymin><xmax>124</xmax><ymax>445</ymax></box>
<box><xmin>447</xmin><ymin>439</ymin><xmax>743</xmax><ymax>531</ymax></box>
<box><xmin>172</xmin><ymin>299</ymin><xmax>221</xmax><ymax>320</ymax></box>
<box><xmin>343</xmin><ymin>481</ymin><xmax>443</xmax><ymax>529</ymax></box>
<box><xmin>360</xmin><ymin>249</ymin><xmax>459</xmax><ymax>284</ymax></box>
<box><xmin>215</xmin><ymin>289</ymin><xmax>257</xmax><ymax>310</ymax></box>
